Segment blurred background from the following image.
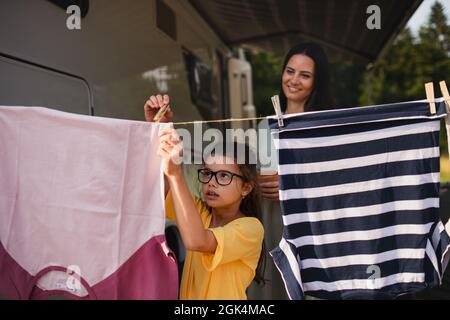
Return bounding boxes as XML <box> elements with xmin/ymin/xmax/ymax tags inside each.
<box><xmin>245</xmin><ymin>0</ymin><xmax>450</xmax><ymax>180</ymax></box>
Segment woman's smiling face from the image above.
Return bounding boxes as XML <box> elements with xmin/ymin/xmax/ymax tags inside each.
<box><xmin>282</xmin><ymin>53</ymin><xmax>315</xmax><ymax>106</ymax></box>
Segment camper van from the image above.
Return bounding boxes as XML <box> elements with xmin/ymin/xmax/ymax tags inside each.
<box><xmin>0</xmin><ymin>0</ymin><xmax>258</xmax><ymax>298</ymax></box>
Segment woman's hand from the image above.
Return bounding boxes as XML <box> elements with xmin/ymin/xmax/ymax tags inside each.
<box><xmin>158</xmin><ymin>127</ymin><xmax>183</xmax><ymax>178</ymax></box>
<box><xmin>258</xmin><ymin>173</ymin><xmax>280</xmax><ymax>201</ymax></box>
<box><xmin>144</xmin><ymin>94</ymin><xmax>174</xmax><ymax>123</ymax></box>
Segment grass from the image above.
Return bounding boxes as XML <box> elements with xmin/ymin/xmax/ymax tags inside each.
<box><xmin>441</xmin><ymin>155</ymin><xmax>450</xmax><ymax>182</ymax></box>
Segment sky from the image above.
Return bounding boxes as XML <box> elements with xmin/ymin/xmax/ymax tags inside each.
<box><xmin>407</xmin><ymin>0</ymin><xmax>450</xmax><ymax>34</ymax></box>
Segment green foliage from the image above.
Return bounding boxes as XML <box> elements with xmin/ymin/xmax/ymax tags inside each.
<box><xmin>246</xmin><ymin>51</ymin><xmax>283</xmax><ymax>117</ymax></box>
<box><xmin>361</xmin><ymin>1</ymin><xmax>450</xmax><ymax>105</ymax></box>
<box><xmin>329</xmin><ymin>62</ymin><xmax>366</xmax><ymax>108</ymax></box>
<box><xmin>360</xmin><ymin>1</ymin><xmax>450</xmax><ymax>158</ymax></box>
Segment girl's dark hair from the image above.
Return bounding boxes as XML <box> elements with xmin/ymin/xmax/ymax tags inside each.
<box><xmin>200</xmin><ymin>141</ymin><xmax>266</xmax><ymax>286</ymax></box>
<box><xmin>279</xmin><ymin>42</ymin><xmax>334</xmax><ymax>112</ymax></box>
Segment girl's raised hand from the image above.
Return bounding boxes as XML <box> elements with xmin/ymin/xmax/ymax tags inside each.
<box><xmin>158</xmin><ymin>127</ymin><xmax>184</xmax><ymax>177</ymax></box>
<box><xmin>144</xmin><ymin>94</ymin><xmax>174</xmax><ymax>123</ymax></box>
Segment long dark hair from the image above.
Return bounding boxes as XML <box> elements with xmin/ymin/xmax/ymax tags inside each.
<box><xmin>279</xmin><ymin>42</ymin><xmax>334</xmax><ymax>112</ymax></box>
<box><xmin>200</xmin><ymin>141</ymin><xmax>266</xmax><ymax>285</ymax></box>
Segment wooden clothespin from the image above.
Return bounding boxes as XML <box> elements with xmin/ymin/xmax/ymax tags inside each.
<box><xmin>271</xmin><ymin>95</ymin><xmax>284</xmax><ymax>127</ymax></box>
<box><xmin>154</xmin><ymin>104</ymin><xmax>170</xmax><ymax>122</ymax></box>
<box><xmin>425</xmin><ymin>82</ymin><xmax>436</xmax><ymax>115</ymax></box>
<box><xmin>439</xmin><ymin>80</ymin><xmax>450</xmax><ymax>112</ymax></box>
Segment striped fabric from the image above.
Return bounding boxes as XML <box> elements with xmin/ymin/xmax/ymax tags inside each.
<box><xmin>268</xmin><ymin>99</ymin><xmax>450</xmax><ymax>300</ymax></box>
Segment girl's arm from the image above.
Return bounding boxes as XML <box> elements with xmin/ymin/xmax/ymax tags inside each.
<box><xmin>159</xmin><ymin>128</ymin><xmax>218</xmax><ymax>254</ymax></box>
<box><xmin>143</xmin><ymin>94</ymin><xmax>173</xmax><ymax>198</ymax></box>
<box><xmin>164</xmin><ymin>176</ymin><xmax>170</xmax><ymax>198</ymax></box>
<box><xmin>145</xmin><ymin>94</ymin><xmax>217</xmax><ymax>253</ymax></box>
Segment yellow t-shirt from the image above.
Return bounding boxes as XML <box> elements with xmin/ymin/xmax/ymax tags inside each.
<box><xmin>165</xmin><ymin>191</ymin><xmax>264</xmax><ymax>300</ymax></box>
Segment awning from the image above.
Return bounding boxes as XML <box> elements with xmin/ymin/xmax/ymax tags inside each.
<box><xmin>189</xmin><ymin>0</ymin><xmax>423</xmax><ymax>64</ymax></box>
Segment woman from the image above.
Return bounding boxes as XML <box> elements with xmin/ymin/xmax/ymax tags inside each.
<box><xmin>250</xmin><ymin>42</ymin><xmax>335</xmax><ymax>299</ymax></box>
<box><xmin>259</xmin><ymin>42</ymin><xmax>334</xmax><ymax>201</ymax></box>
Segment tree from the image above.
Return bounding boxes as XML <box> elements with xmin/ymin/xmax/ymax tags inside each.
<box><xmin>416</xmin><ymin>1</ymin><xmax>450</xmax><ymax>87</ymax></box>
<box><xmin>359</xmin><ymin>1</ymin><xmax>450</xmax><ymax>168</ymax></box>
<box><xmin>360</xmin><ymin>28</ymin><xmax>421</xmax><ymax>105</ymax></box>
<box><xmin>246</xmin><ymin>51</ymin><xmax>283</xmax><ymax>117</ymax></box>
<box><xmin>360</xmin><ymin>1</ymin><xmax>450</xmax><ymax>105</ymax></box>
<box><xmin>248</xmin><ymin>1</ymin><xmax>450</xmax><ymax>120</ymax></box>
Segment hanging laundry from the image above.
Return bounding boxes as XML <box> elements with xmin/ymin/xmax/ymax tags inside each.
<box><xmin>268</xmin><ymin>99</ymin><xmax>450</xmax><ymax>300</ymax></box>
<box><xmin>0</xmin><ymin>106</ymin><xmax>178</xmax><ymax>300</ymax></box>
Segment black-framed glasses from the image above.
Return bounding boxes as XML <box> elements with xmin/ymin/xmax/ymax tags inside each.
<box><xmin>197</xmin><ymin>168</ymin><xmax>245</xmax><ymax>186</ymax></box>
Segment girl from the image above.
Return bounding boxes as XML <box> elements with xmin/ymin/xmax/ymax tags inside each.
<box><xmin>144</xmin><ymin>95</ymin><xmax>265</xmax><ymax>300</ymax></box>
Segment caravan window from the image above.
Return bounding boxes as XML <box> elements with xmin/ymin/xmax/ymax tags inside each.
<box><xmin>0</xmin><ymin>55</ymin><xmax>92</xmax><ymax>115</ymax></box>
<box><xmin>241</xmin><ymin>74</ymin><xmax>248</xmax><ymax>106</ymax></box>
<box><xmin>183</xmin><ymin>50</ymin><xmax>216</xmax><ymax>120</ymax></box>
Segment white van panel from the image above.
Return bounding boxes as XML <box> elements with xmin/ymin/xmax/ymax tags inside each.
<box><xmin>0</xmin><ymin>0</ymin><xmax>226</xmax><ymax>122</ymax></box>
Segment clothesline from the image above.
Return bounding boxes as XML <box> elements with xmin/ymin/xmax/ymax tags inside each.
<box><xmin>172</xmin><ymin>115</ymin><xmax>268</xmax><ymax>126</ymax></box>
<box><xmin>169</xmin><ymin>98</ymin><xmax>450</xmax><ymax>126</ymax></box>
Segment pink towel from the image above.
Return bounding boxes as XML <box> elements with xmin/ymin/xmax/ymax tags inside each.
<box><xmin>0</xmin><ymin>106</ymin><xmax>178</xmax><ymax>299</ymax></box>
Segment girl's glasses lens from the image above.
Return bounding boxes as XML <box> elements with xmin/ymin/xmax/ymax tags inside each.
<box><xmin>198</xmin><ymin>170</ymin><xmax>212</xmax><ymax>183</ymax></box>
<box><xmin>216</xmin><ymin>172</ymin><xmax>232</xmax><ymax>185</ymax></box>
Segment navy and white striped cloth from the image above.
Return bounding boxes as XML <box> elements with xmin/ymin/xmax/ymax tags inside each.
<box><xmin>268</xmin><ymin>99</ymin><xmax>450</xmax><ymax>300</ymax></box>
